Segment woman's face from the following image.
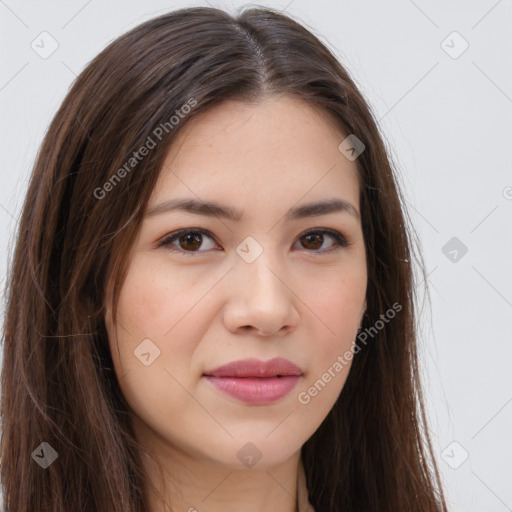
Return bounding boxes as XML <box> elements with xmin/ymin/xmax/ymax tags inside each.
<box><xmin>106</xmin><ymin>95</ymin><xmax>367</xmax><ymax>469</ymax></box>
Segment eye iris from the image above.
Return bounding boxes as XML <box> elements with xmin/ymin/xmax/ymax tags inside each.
<box><xmin>180</xmin><ymin>233</ymin><xmax>202</xmax><ymax>251</ymax></box>
<box><xmin>301</xmin><ymin>233</ymin><xmax>323</xmax><ymax>250</ymax></box>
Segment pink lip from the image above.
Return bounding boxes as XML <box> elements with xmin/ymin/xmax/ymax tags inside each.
<box><xmin>203</xmin><ymin>357</ymin><xmax>303</xmax><ymax>405</ymax></box>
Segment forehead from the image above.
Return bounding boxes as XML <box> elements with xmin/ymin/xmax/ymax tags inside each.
<box><xmin>152</xmin><ymin>95</ymin><xmax>360</xmax><ymax>211</ymax></box>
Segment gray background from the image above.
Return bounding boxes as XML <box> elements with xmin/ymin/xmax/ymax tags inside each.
<box><xmin>1</xmin><ymin>1</ymin><xmax>511</xmax><ymax>510</ymax></box>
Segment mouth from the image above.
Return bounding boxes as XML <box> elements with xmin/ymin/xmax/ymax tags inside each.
<box><xmin>203</xmin><ymin>357</ymin><xmax>303</xmax><ymax>405</ymax></box>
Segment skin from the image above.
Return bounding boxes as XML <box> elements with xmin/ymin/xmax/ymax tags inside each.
<box><xmin>105</xmin><ymin>95</ymin><xmax>367</xmax><ymax>512</ymax></box>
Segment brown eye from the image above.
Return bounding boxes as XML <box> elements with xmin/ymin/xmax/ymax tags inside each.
<box><xmin>178</xmin><ymin>232</ymin><xmax>203</xmax><ymax>251</ymax></box>
<box><xmin>160</xmin><ymin>229</ymin><xmax>217</xmax><ymax>255</ymax></box>
<box><xmin>295</xmin><ymin>229</ymin><xmax>349</xmax><ymax>253</ymax></box>
<box><xmin>300</xmin><ymin>232</ymin><xmax>324</xmax><ymax>250</ymax></box>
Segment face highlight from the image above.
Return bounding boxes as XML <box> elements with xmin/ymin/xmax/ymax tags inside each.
<box><xmin>105</xmin><ymin>95</ymin><xmax>367</xmax><ymax>473</ymax></box>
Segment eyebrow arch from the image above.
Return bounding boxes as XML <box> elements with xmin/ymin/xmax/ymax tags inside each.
<box><xmin>145</xmin><ymin>197</ymin><xmax>360</xmax><ymax>221</ymax></box>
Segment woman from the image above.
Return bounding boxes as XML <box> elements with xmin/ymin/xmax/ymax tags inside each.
<box><xmin>1</xmin><ymin>6</ymin><xmax>447</xmax><ymax>512</ymax></box>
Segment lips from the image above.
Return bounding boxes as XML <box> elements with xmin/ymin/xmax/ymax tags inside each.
<box><xmin>204</xmin><ymin>357</ymin><xmax>303</xmax><ymax>378</ymax></box>
<box><xmin>203</xmin><ymin>357</ymin><xmax>303</xmax><ymax>405</ymax></box>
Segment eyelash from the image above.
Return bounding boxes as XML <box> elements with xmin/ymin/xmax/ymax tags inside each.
<box><xmin>158</xmin><ymin>227</ymin><xmax>350</xmax><ymax>257</ymax></box>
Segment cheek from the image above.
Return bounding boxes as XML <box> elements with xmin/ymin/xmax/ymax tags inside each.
<box><xmin>303</xmin><ymin>264</ymin><xmax>366</xmax><ymax>343</ymax></box>
<box><xmin>108</xmin><ymin>257</ymin><xmax>211</xmax><ymax>358</ymax></box>
<box><xmin>105</xmin><ymin>259</ymin><xmax>201</xmax><ymax>404</ymax></box>
<box><xmin>295</xmin><ymin>267</ymin><xmax>366</xmax><ymax>410</ymax></box>
<box><xmin>105</xmin><ymin>261</ymin><xmax>212</xmax><ymax>445</ymax></box>
<box><xmin>115</xmin><ymin>264</ymin><xmax>181</xmax><ymax>337</ymax></box>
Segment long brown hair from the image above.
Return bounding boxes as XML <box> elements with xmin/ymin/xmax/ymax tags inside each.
<box><xmin>1</xmin><ymin>6</ymin><xmax>447</xmax><ymax>511</ymax></box>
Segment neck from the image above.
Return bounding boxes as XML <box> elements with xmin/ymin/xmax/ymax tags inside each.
<box><xmin>134</xmin><ymin>421</ymin><xmax>302</xmax><ymax>512</ymax></box>
<box><xmin>143</xmin><ymin>450</ymin><xmax>301</xmax><ymax>512</ymax></box>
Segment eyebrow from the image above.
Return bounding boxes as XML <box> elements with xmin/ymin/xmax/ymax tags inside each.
<box><xmin>145</xmin><ymin>197</ymin><xmax>360</xmax><ymax>221</ymax></box>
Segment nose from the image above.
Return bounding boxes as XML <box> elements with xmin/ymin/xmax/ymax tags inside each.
<box><xmin>222</xmin><ymin>250</ymin><xmax>300</xmax><ymax>337</ymax></box>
